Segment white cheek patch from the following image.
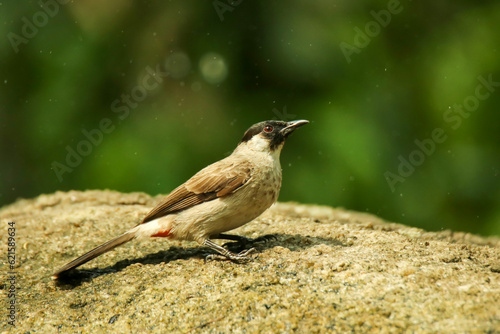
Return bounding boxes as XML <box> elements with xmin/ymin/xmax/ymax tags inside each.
<box><xmin>247</xmin><ymin>134</ymin><xmax>271</xmax><ymax>152</ymax></box>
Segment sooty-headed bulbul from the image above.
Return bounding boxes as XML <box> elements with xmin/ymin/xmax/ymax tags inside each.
<box><xmin>52</xmin><ymin>120</ymin><xmax>309</xmax><ymax>278</ymax></box>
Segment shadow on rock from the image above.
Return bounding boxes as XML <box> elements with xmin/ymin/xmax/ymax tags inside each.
<box><xmin>54</xmin><ymin>233</ymin><xmax>345</xmax><ymax>288</ymax></box>
<box><xmin>278</xmin><ymin>234</ymin><xmax>346</xmax><ymax>251</ymax></box>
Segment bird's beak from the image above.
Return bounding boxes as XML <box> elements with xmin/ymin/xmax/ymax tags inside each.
<box><xmin>281</xmin><ymin>120</ymin><xmax>309</xmax><ymax>137</ymax></box>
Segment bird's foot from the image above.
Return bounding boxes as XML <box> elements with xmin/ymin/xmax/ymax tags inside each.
<box><xmin>222</xmin><ymin>234</ymin><xmax>278</xmax><ymax>251</ymax></box>
<box><xmin>205</xmin><ymin>247</ymin><xmax>256</xmax><ymax>263</ymax></box>
<box><xmin>204</xmin><ymin>239</ymin><xmax>256</xmax><ymax>263</ymax></box>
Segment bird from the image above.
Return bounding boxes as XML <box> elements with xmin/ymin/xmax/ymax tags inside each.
<box><xmin>52</xmin><ymin>119</ymin><xmax>309</xmax><ymax>278</ymax></box>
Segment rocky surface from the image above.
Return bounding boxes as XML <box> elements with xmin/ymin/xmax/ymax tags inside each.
<box><xmin>1</xmin><ymin>190</ymin><xmax>499</xmax><ymax>333</ymax></box>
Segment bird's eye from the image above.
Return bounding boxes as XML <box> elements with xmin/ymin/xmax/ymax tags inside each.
<box><xmin>264</xmin><ymin>126</ymin><xmax>273</xmax><ymax>133</ymax></box>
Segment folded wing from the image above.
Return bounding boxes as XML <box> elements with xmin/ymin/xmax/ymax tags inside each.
<box><xmin>140</xmin><ymin>159</ymin><xmax>252</xmax><ymax>224</ymax></box>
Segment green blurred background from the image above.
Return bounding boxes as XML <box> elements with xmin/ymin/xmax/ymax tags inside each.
<box><xmin>1</xmin><ymin>1</ymin><xmax>499</xmax><ymax>236</ymax></box>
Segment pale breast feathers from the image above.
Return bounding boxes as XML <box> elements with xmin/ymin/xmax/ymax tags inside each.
<box><xmin>140</xmin><ymin>159</ymin><xmax>253</xmax><ymax>224</ymax></box>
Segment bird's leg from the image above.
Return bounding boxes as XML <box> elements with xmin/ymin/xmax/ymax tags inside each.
<box><xmin>213</xmin><ymin>233</ymin><xmax>278</xmax><ymax>250</ymax></box>
<box><xmin>203</xmin><ymin>239</ymin><xmax>255</xmax><ymax>262</ymax></box>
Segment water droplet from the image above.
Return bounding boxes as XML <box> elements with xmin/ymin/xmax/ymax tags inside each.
<box><xmin>199</xmin><ymin>52</ymin><xmax>228</xmax><ymax>84</ymax></box>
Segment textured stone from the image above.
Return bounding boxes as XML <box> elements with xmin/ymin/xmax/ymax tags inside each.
<box><xmin>1</xmin><ymin>190</ymin><xmax>499</xmax><ymax>333</ymax></box>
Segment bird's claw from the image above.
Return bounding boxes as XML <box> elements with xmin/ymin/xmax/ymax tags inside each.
<box><xmin>236</xmin><ymin>247</ymin><xmax>256</xmax><ymax>258</ymax></box>
<box><xmin>205</xmin><ymin>247</ymin><xmax>256</xmax><ymax>263</ymax></box>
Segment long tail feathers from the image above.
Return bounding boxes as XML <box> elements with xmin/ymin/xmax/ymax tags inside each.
<box><xmin>52</xmin><ymin>232</ymin><xmax>135</xmax><ymax>279</ymax></box>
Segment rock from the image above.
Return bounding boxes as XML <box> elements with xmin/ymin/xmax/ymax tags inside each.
<box><xmin>1</xmin><ymin>190</ymin><xmax>499</xmax><ymax>332</ymax></box>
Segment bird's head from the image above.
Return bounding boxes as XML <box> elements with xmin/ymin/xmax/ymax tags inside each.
<box><xmin>238</xmin><ymin>120</ymin><xmax>309</xmax><ymax>153</ymax></box>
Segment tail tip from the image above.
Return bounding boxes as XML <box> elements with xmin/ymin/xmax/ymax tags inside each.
<box><xmin>51</xmin><ymin>270</ymin><xmax>64</xmax><ymax>279</ymax></box>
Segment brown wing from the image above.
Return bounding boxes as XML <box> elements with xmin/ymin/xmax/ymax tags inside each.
<box><xmin>140</xmin><ymin>158</ymin><xmax>252</xmax><ymax>224</ymax></box>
